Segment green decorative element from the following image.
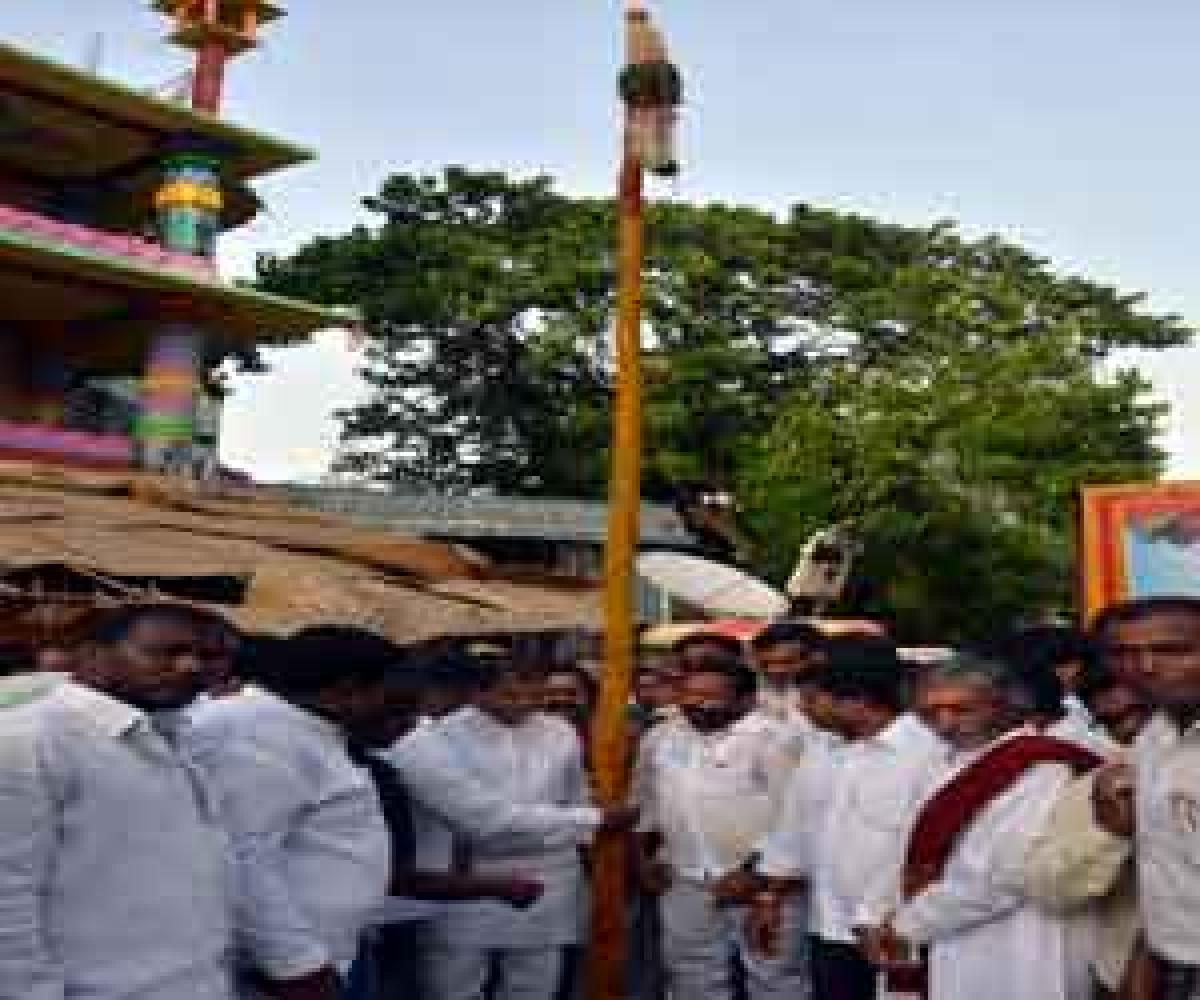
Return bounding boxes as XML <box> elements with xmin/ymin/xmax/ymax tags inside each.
<box><xmin>619</xmin><ymin>60</ymin><xmax>683</xmax><ymax>108</ymax></box>
<box><xmin>159</xmin><ymin>206</ymin><xmax>219</xmax><ymax>258</ymax></box>
<box><xmin>136</xmin><ymin>414</ymin><xmax>194</xmax><ymax>439</ymax></box>
<box><xmin>163</xmin><ymin>152</ymin><xmax>223</xmax><ymax>173</ymax></box>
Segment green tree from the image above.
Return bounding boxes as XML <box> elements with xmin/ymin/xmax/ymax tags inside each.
<box><xmin>258</xmin><ymin>168</ymin><xmax>616</xmax><ymax>493</ymax></box>
<box><xmin>258</xmin><ymin>170</ymin><xmax>1191</xmax><ymax>637</ymax></box>
<box><xmin>742</xmin><ymin>215</ymin><xmax>1186</xmax><ymax>640</ymax></box>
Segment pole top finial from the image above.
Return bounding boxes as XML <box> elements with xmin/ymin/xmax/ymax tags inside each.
<box><xmin>153</xmin><ymin>1</ymin><xmax>285</xmax><ymax>56</ymax></box>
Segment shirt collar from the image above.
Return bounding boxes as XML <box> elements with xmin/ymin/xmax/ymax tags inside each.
<box><xmin>949</xmin><ymin>724</ymin><xmax>1031</xmax><ymax>768</ymax></box>
<box><xmin>54</xmin><ymin>681</ymin><xmax>147</xmax><ymax>739</ymax></box>
<box><xmin>868</xmin><ymin>712</ymin><xmax>924</xmax><ymax>751</ymax></box>
<box><xmin>1145</xmin><ymin>711</ymin><xmax>1200</xmax><ymax>745</ymax></box>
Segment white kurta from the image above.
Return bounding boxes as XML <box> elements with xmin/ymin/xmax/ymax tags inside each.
<box><xmin>188</xmin><ymin>687</ymin><xmax>391</xmax><ymax>978</ymax></box>
<box><xmin>760</xmin><ymin>713</ymin><xmax>945</xmax><ymax>944</ymax></box>
<box><xmin>0</xmin><ymin>681</ymin><xmax>234</xmax><ymax>1000</ymax></box>
<box><xmin>430</xmin><ymin>708</ymin><xmax>590</xmax><ymax>949</ymax></box>
<box><xmin>892</xmin><ymin>732</ymin><xmax>1090</xmax><ymax>1000</ymax></box>
<box><xmin>1133</xmin><ymin>714</ymin><xmax>1200</xmax><ymax>965</ymax></box>
<box><xmin>639</xmin><ymin>711</ymin><xmax>801</xmax><ymax>880</ymax></box>
<box><xmin>386</xmin><ymin>719</ymin><xmax>601</xmax><ymax>853</ymax></box>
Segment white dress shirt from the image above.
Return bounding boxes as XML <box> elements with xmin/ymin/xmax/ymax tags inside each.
<box><xmin>386</xmin><ymin>717</ymin><xmax>602</xmax><ymax>853</ymax></box>
<box><xmin>0</xmin><ymin>681</ymin><xmax>233</xmax><ymax>1000</ymax></box>
<box><xmin>1133</xmin><ymin>713</ymin><xmax>1200</xmax><ymax>965</ymax></box>
<box><xmin>187</xmin><ymin>687</ymin><xmax>391</xmax><ymax>979</ymax></box>
<box><xmin>892</xmin><ymin>731</ymin><xmax>1087</xmax><ymax>1000</ymax></box>
<box><xmin>428</xmin><ymin>707</ymin><xmax>592</xmax><ymax>949</ymax></box>
<box><xmin>759</xmin><ymin>713</ymin><xmax>945</xmax><ymax>943</ymax></box>
<box><xmin>639</xmin><ymin>711</ymin><xmax>798</xmax><ymax>880</ymax></box>
<box><xmin>757</xmin><ymin>686</ymin><xmax>844</xmax><ymax>755</ymax></box>
<box><xmin>1047</xmin><ymin>710</ymin><xmax>1115</xmax><ymax>756</ymax></box>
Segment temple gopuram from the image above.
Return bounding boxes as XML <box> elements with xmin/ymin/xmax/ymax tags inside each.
<box><xmin>0</xmin><ymin>1</ymin><xmax>343</xmax><ymax>477</ymax></box>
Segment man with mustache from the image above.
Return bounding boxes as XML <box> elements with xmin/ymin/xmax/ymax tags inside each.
<box><xmin>861</xmin><ymin>656</ymin><xmax>1100</xmax><ymax>1000</ymax></box>
<box><xmin>634</xmin><ymin>655</ymin><xmax>809</xmax><ymax>999</ymax></box>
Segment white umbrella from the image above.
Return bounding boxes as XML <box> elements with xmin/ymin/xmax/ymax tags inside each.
<box><xmin>637</xmin><ymin>551</ymin><xmax>788</xmax><ymax>619</ymax></box>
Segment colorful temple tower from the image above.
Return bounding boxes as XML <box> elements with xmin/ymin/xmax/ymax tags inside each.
<box><xmin>0</xmin><ymin>3</ymin><xmax>342</xmax><ymax>476</ymax></box>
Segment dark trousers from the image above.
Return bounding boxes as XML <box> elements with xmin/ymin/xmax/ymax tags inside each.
<box><xmin>345</xmin><ymin>926</ymin><xmax>423</xmax><ymax>1000</ymax></box>
<box><xmin>1161</xmin><ymin>960</ymin><xmax>1200</xmax><ymax>1000</ymax></box>
<box><xmin>812</xmin><ymin>937</ymin><xmax>876</xmax><ymax>1000</ymax></box>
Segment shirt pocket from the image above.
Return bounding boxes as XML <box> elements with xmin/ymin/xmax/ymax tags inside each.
<box><xmin>1161</xmin><ymin>758</ymin><xmax>1200</xmax><ymax>866</ymax></box>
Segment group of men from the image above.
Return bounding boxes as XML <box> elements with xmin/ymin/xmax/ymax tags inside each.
<box><xmin>0</xmin><ymin>595</ymin><xmax>1199</xmax><ymax>1000</ymax></box>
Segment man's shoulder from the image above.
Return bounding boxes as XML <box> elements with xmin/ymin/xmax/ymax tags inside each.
<box><xmin>1134</xmin><ymin>713</ymin><xmax>1187</xmax><ymax>762</ymax></box>
<box><xmin>0</xmin><ymin>681</ymin><xmax>136</xmax><ymax>783</ymax></box>
<box><xmin>0</xmin><ymin>671</ymin><xmax>65</xmax><ymax>711</ymax></box>
<box><xmin>434</xmin><ymin>705</ymin><xmax>482</xmax><ymax>741</ymax></box>
<box><xmin>0</xmin><ymin>676</ymin><xmax>62</xmax><ymax>759</ymax></box>
<box><xmin>185</xmin><ymin>688</ymin><xmax>303</xmax><ymax>763</ymax></box>
<box><xmin>530</xmin><ymin>711</ymin><xmax>583</xmax><ymax>745</ymax></box>
<box><xmin>188</xmin><ymin>686</ymin><xmax>287</xmax><ymax>731</ymax></box>
<box><xmin>25</xmin><ymin>679</ymin><xmax>140</xmax><ymax>740</ymax></box>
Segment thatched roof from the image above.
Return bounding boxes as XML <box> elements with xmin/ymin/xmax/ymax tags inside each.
<box><xmin>0</xmin><ymin>461</ymin><xmax>603</xmax><ymax>645</ymax></box>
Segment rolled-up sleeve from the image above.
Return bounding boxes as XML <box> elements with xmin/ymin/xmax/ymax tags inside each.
<box><xmin>192</xmin><ymin>738</ymin><xmax>329</xmax><ymax>980</ymax></box>
<box><xmin>1021</xmin><ymin>774</ymin><xmax>1131</xmax><ymax>911</ymax></box>
<box><xmin>0</xmin><ymin>721</ymin><xmax>63</xmax><ymax>1000</ymax></box>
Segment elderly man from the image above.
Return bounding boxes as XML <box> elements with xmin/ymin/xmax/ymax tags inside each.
<box><xmin>0</xmin><ymin>604</ymin><xmax>234</xmax><ymax>1000</ymax></box>
<box><xmin>864</xmin><ymin>655</ymin><xmax>1101</xmax><ymax>1000</ymax></box>
<box><xmin>1092</xmin><ymin>598</ymin><xmax>1200</xmax><ymax>1000</ymax></box>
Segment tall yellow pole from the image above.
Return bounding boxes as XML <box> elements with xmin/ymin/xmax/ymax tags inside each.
<box><xmin>586</xmin><ymin>7</ymin><xmax>646</xmax><ymax>999</ymax></box>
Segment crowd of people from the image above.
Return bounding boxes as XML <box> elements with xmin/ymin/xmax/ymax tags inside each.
<box><xmin>1</xmin><ymin>596</ymin><xmax>1199</xmax><ymax>1000</ymax></box>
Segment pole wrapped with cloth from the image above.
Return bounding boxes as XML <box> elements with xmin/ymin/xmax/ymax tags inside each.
<box><xmin>587</xmin><ymin>4</ymin><xmax>683</xmax><ymax>1000</ymax></box>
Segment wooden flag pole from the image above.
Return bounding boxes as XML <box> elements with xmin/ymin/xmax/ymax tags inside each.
<box><xmin>586</xmin><ymin>4</ymin><xmax>648</xmax><ymax>998</ymax></box>
<box><xmin>588</xmin><ymin>4</ymin><xmax>679</xmax><ymax>994</ymax></box>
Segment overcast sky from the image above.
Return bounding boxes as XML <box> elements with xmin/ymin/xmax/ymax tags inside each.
<box><xmin>7</xmin><ymin>0</ymin><xmax>1200</xmax><ymax>483</ymax></box>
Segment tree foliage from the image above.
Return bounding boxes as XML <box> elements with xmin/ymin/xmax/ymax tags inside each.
<box><xmin>257</xmin><ymin>167</ymin><xmax>1190</xmax><ymax>638</ymax></box>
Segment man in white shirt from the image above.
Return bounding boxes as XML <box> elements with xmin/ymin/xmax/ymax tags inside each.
<box><xmin>188</xmin><ymin>627</ymin><xmax>398</xmax><ymax>1000</ymax></box>
<box><xmin>750</xmin><ymin>621</ymin><xmax>841</xmax><ymax>752</ymax></box>
<box><xmin>988</xmin><ymin>628</ymin><xmax>1110</xmax><ymax>753</ymax></box>
<box><xmin>755</xmin><ymin>640</ymin><xmax>944</xmax><ymax>1000</ymax></box>
<box><xmin>1006</xmin><ymin>626</ymin><xmax>1098</xmax><ymax>733</ymax></box>
<box><xmin>0</xmin><ymin>603</ymin><xmax>234</xmax><ymax>1000</ymax></box>
<box><xmin>636</xmin><ymin>655</ymin><xmax>810</xmax><ymax>1000</ymax></box>
<box><xmin>422</xmin><ymin>664</ymin><xmax>592</xmax><ymax>1000</ymax></box>
<box><xmin>861</xmin><ymin>656</ymin><xmax>1100</xmax><ymax>1000</ymax></box>
<box><xmin>1016</xmin><ymin>665</ymin><xmax>1152</xmax><ymax>997</ymax></box>
<box><xmin>1092</xmin><ymin>597</ymin><xmax>1200</xmax><ymax>999</ymax></box>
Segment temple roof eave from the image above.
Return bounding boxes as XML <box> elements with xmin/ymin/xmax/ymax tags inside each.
<box><xmin>0</xmin><ymin>41</ymin><xmax>314</xmax><ymax>182</ymax></box>
<box><xmin>0</xmin><ymin>227</ymin><xmax>346</xmax><ymax>347</ymax></box>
